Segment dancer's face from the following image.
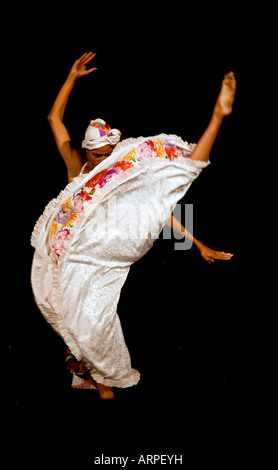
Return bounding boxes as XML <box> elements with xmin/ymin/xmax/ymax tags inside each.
<box><xmin>86</xmin><ymin>145</ymin><xmax>114</xmax><ymax>167</ymax></box>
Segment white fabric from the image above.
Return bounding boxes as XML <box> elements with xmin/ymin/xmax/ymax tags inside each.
<box><xmin>31</xmin><ymin>134</ymin><xmax>210</xmax><ymax>389</ymax></box>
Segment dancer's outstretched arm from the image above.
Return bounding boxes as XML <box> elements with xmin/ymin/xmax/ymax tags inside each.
<box><xmin>189</xmin><ymin>72</ymin><xmax>237</xmax><ymax>163</ymax></box>
<box><xmin>47</xmin><ymin>52</ymin><xmax>98</xmax><ymax>182</ymax></box>
<box><xmin>167</xmin><ymin>215</ymin><xmax>233</xmax><ymax>263</ymax></box>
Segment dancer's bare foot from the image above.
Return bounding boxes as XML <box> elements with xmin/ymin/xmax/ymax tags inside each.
<box><xmin>214</xmin><ymin>71</ymin><xmax>237</xmax><ymax>118</ymax></box>
<box><xmin>96</xmin><ymin>382</ymin><xmax>114</xmax><ymax>400</ymax></box>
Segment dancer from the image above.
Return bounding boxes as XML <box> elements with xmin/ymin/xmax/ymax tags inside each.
<box><xmin>31</xmin><ymin>52</ymin><xmax>236</xmax><ymax>399</ymax></box>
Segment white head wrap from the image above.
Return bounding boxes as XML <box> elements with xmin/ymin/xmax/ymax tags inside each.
<box><xmin>82</xmin><ymin>118</ymin><xmax>121</xmax><ymax>150</ymax></box>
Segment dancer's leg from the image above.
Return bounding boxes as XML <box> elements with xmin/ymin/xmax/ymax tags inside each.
<box><xmin>96</xmin><ymin>382</ymin><xmax>114</xmax><ymax>400</ymax></box>
<box><xmin>190</xmin><ymin>72</ymin><xmax>237</xmax><ymax>163</ymax></box>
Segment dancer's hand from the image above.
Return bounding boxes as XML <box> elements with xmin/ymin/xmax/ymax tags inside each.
<box><xmin>197</xmin><ymin>242</ymin><xmax>233</xmax><ymax>264</ymax></box>
<box><xmin>69</xmin><ymin>52</ymin><xmax>98</xmax><ymax>80</ymax></box>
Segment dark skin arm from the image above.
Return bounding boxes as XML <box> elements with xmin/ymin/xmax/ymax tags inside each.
<box><xmin>166</xmin><ymin>215</ymin><xmax>233</xmax><ymax>263</ymax></box>
<box><xmin>47</xmin><ymin>52</ymin><xmax>98</xmax><ymax>182</ymax></box>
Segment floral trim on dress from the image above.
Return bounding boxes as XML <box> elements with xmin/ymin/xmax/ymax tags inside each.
<box><xmin>50</xmin><ymin>137</ymin><xmax>190</xmax><ymax>262</ymax></box>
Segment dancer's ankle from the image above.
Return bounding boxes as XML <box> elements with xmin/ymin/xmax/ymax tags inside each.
<box><xmin>97</xmin><ymin>382</ymin><xmax>114</xmax><ymax>400</ymax></box>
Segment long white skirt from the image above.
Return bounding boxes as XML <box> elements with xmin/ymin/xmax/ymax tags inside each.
<box><xmin>31</xmin><ymin>134</ymin><xmax>209</xmax><ymax>388</ymax></box>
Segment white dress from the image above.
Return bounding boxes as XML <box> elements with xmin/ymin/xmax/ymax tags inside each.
<box><xmin>31</xmin><ymin>134</ymin><xmax>209</xmax><ymax>389</ymax></box>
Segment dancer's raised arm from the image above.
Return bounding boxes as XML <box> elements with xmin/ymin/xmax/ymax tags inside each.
<box><xmin>47</xmin><ymin>52</ymin><xmax>98</xmax><ymax>182</ymax></box>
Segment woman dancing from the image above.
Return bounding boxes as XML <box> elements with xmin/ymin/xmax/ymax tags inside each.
<box><xmin>31</xmin><ymin>52</ymin><xmax>236</xmax><ymax>399</ymax></box>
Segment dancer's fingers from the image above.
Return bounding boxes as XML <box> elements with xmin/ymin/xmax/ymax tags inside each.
<box><xmin>205</xmin><ymin>250</ymin><xmax>233</xmax><ymax>261</ymax></box>
<box><xmin>78</xmin><ymin>53</ymin><xmax>90</xmax><ymax>64</ymax></box>
<box><xmin>214</xmin><ymin>252</ymin><xmax>233</xmax><ymax>260</ymax></box>
<box><xmin>83</xmin><ymin>52</ymin><xmax>96</xmax><ymax>64</ymax></box>
<box><xmin>78</xmin><ymin>52</ymin><xmax>95</xmax><ymax>65</ymax></box>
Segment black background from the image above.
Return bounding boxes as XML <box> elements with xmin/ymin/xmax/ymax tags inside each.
<box><xmin>2</xmin><ymin>3</ymin><xmax>275</xmax><ymax>465</ymax></box>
